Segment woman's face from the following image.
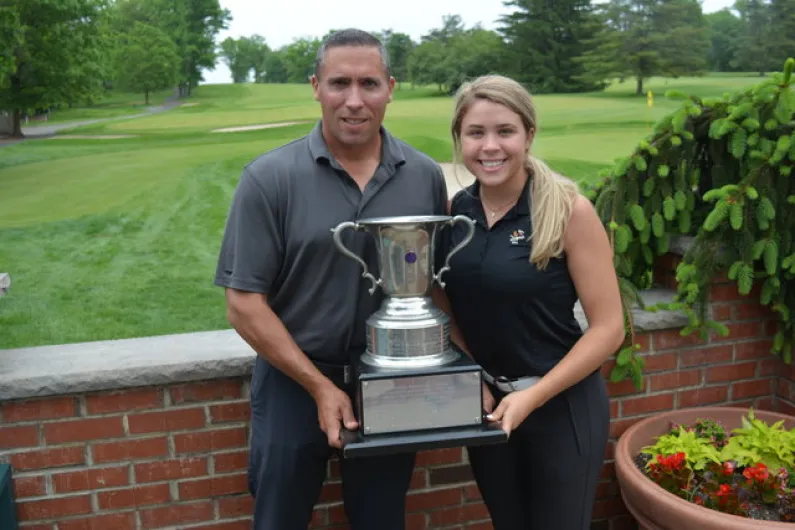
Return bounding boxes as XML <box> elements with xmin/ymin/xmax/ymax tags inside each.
<box><xmin>459</xmin><ymin>99</ymin><xmax>534</xmax><ymax>190</ymax></box>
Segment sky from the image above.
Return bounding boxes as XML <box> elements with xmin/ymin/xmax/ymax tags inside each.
<box><xmin>201</xmin><ymin>0</ymin><xmax>736</xmax><ymax>85</ymax></box>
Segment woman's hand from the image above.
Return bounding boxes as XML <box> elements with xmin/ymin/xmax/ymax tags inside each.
<box><xmin>482</xmin><ymin>382</ymin><xmax>496</xmax><ymax>414</ymax></box>
<box><xmin>486</xmin><ymin>387</ymin><xmax>541</xmax><ymax>435</ymax></box>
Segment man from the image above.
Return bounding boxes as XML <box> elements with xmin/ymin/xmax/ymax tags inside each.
<box><xmin>214</xmin><ymin>29</ymin><xmax>449</xmax><ymax>530</ymax></box>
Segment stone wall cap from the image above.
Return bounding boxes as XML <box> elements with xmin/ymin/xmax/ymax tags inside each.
<box><xmin>0</xmin><ymin>289</ymin><xmax>686</xmax><ymax>401</ymax></box>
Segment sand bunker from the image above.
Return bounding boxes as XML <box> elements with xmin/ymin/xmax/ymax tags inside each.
<box><xmin>52</xmin><ymin>134</ymin><xmax>138</xmax><ymax>140</ymax></box>
<box><xmin>211</xmin><ymin>121</ymin><xmax>310</xmax><ymax>133</ymax></box>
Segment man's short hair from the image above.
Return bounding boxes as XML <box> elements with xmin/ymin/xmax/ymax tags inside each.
<box><xmin>314</xmin><ymin>28</ymin><xmax>391</xmax><ymax>79</ymax></box>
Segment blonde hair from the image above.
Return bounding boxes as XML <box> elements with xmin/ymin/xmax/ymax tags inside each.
<box><xmin>451</xmin><ymin>75</ymin><xmax>579</xmax><ymax>270</ymax></box>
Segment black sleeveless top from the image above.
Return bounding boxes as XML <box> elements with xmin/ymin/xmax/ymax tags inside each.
<box><xmin>440</xmin><ymin>178</ymin><xmax>583</xmax><ymax>379</ymax></box>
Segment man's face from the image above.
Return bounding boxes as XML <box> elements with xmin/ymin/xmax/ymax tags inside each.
<box><xmin>311</xmin><ymin>45</ymin><xmax>395</xmax><ymax>150</ymax></box>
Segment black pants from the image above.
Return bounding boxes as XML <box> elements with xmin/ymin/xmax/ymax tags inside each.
<box><xmin>247</xmin><ymin>358</ymin><xmax>416</xmax><ymax>530</ymax></box>
<box><xmin>467</xmin><ymin>371</ymin><xmax>609</xmax><ymax>530</ymax></box>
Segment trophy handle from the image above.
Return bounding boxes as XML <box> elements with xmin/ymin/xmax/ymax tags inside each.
<box><xmin>330</xmin><ymin>221</ymin><xmax>382</xmax><ymax>295</ymax></box>
<box><xmin>434</xmin><ymin>215</ymin><xmax>475</xmax><ymax>289</ymax></box>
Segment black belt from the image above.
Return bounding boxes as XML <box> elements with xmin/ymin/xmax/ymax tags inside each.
<box><xmin>311</xmin><ymin>359</ymin><xmax>353</xmax><ymax>384</ymax></box>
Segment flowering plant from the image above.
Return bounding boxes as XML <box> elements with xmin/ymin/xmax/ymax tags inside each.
<box><xmin>638</xmin><ymin>410</ymin><xmax>795</xmax><ymax>522</ymax></box>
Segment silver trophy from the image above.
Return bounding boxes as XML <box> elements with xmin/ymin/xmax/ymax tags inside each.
<box><xmin>330</xmin><ymin>215</ymin><xmax>507</xmax><ymax>457</ymax></box>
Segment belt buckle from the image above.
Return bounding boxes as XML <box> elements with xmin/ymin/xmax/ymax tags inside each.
<box><xmin>495</xmin><ymin>375</ymin><xmax>517</xmax><ymax>392</ymax></box>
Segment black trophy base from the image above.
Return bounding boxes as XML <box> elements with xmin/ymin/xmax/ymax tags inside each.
<box><xmin>340</xmin><ymin>421</ymin><xmax>507</xmax><ymax>458</ymax></box>
<box><xmin>339</xmin><ymin>352</ymin><xmax>509</xmax><ymax>458</ymax></box>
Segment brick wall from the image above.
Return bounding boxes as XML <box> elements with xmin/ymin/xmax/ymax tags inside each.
<box><xmin>1</xmin><ymin>254</ymin><xmax>793</xmax><ymax>529</ymax></box>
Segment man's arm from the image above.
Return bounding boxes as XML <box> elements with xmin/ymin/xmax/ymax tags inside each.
<box><xmin>215</xmin><ymin>168</ymin><xmax>356</xmax><ymax>448</ymax></box>
<box><xmin>225</xmin><ymin>290</ymin><xmax>358</xmax><ymax>448</ymax></box>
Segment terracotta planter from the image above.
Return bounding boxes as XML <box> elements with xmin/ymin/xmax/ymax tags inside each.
<box><xmin>615</xmin><ymin>407</ymin><xmax>795</xmax><ymax>529</ymax></box>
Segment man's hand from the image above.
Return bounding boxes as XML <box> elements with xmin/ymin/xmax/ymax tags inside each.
<box><xmin>313</xmin><ymin>382</ymin><xmax>359</xmax><ymax>448</ymax></box>
<box><xmin>482</xmin><ymin>382</ymin><xmax>496</xmax><ymax>414</ymax></box>
<box><xmin>486</xmin><ymin>388</ymin><xmax>540</xmax><ymax>436</ymax></box>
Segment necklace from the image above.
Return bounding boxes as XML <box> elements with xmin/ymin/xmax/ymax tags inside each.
<box><xmin>481</xmin><ymin>196</ymin><xmax>518</xmax><ymax>218</ymax></box>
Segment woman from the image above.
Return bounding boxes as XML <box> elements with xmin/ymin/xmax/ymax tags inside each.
<box><xmin>436</xmin><ymin>75</ymin><xmax>625</xmax><ymax>529</ymax></box>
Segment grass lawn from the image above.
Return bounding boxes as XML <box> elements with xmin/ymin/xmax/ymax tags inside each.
<box><xmin>0</xmin><ymin>74</ymin><xmax>764</xmax><ymax>349</ymax></box>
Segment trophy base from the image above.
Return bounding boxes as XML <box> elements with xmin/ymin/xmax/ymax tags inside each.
<box><xmin>341</xmin><ymin>422</ymin><xmax>507</xmax><ymax>458</ymax></box>
<box><xmin>341</xmin><ymin>353</ymin><xmax>508</xmax><ymax>458</ymax></box>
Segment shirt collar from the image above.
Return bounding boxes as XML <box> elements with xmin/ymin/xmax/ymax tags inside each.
<box><xmin>458</xmin><ymin>174</ymin><xmax>531</xmax><ymax>221</ymax></box>
<box><xmin>308</xmin><ymin>120</ymin><xmax>407</xmax><ymax>171</ymax></box>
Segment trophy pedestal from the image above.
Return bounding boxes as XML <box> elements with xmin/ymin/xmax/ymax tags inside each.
<box><xmin>341</xmin><ymin>352</ymin><xmax>508</xmax><ymax>458</ymax></box>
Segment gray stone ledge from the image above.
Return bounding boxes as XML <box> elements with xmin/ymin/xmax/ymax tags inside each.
<box><xmin>1</xmin><ymin>289</ymin><xmax>686</xmax><ymax>401</ymax></box>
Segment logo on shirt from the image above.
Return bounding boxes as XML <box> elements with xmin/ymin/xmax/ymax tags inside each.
<box><xmin>509</xmin><ymin>229</ymin><xmax>526</xmax><ymax>245</ymax></box>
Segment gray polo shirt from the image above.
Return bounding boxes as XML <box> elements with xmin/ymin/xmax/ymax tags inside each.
<box><xmin>215</xmin><ymin>121</ymin><xmax>448</xmax><ymax>363</ymax></box>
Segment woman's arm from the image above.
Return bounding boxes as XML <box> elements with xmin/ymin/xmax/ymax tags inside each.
<box><xmin>487</xmin><ymin>194</ymin><xmax>625</xmax><ymax>432</ymax></box>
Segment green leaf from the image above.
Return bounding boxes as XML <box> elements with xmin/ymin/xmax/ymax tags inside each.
<box><xmin>652</xmin><ymin>212</ymin><xmax>665</xmax><ymax>237</ymax></box>
<box><xmin>741</xmin><ymin>117</ymin><xmax>760</xmax><ymax>130</ymax></box>
<box><xmin>752</xmin><ymin>240</ymin><xmax>767</xmax><ymax>260</ymax></box>
<box><xmin>663</xmin><ymin>196</ymin><xmax>676</xmax><ymax>221</ymax></box>
<box><xmin>615</xmin><ymin>225</ymin><xmax>631</xmax><ymax>253</ymax></box>
<box><xmin>674</xmin><ymin>190</ymin><xmax>687</xmax><ymax>210</ymax></box>
<box><xmin>642</xmin><ymin>178</ymin><xmax>655</xmax><ymax>197</ymax></box>
<box><xmin>730</xmin><ymin>201</ymin><xmax>743</xmax><ymax>230</ymax></box>
<box><xmin>738</xmin><ymin>264</ymin><xmax>754</xmax><ymax>295</ymax></box>
<box><xmin>678</xmin><ymin>210</ymin><xmax>691</xmax><ymax>233</ymax></box>
<box><xmin>760</xmin><ymin>197</ymin><xmax>776</xmax><ymax>220</ymax></box>
<box><xmin>704</xmin><ymin>200</ymin><xmax>729</xmax><ymax>231</ymax></box>
<box><xmin>730</xmin><ymin>129</ymin><xmax>747</xmax><ymax>159</ymax></box>
<box><xmin>657</xmin><ymin>165</ymin><xmax>670</xmax><ymax>178</ymax></box>
<box><xmin>745</xmin><ymin>186</ymin><xmax>759</xmax><ymax>200</ymax></box>
<box><xmin>629</xmin><ymin>204</ymin><xmax>646</xmax><ymax>231</ymax></box>
<box><xmin>634</xmin><ymin>157</ymin><xmax>648</xmax><ymax>171</ymax></box>
<box><xmin>670</xmin><ymin>135</ymin><xmax>682</xmax><ymax>146</ymax></box>
<box><xmin>763</xmin><ymin>240</ymin><xmax>779</xmax><ymax>275</ymax></box>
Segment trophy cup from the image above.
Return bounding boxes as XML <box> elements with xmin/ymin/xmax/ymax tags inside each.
<box><xmin>330</xmin><ymin>214</ymin><xmax>507</xmax><ymax>458</ymax></box>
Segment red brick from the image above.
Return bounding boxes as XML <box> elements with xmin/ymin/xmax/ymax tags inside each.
<box><xmin>713</xmin><ymin>322</ymin><xmax>763</xmax><ymax>342</ymax></box>
<box><xmin>416</xmin><ymin>448</ymin><xmax>463</xmax><ymax>466</ymax></box>
<box><xmin>640</xmin><ymin>353</ymin><xmax>677</xmax><ymax>372</ymax></box>
<box><xmin>127</xmin><ymin>408</ymin><xmax>206</xmax><ymax>434</ymax></box>
<box><xmin>759</xmin><ymin>358</ymin><xmax>780</xmax><ymax>376</ymax></box>
<box><xmin>174</xmin><ymin>427</ymin><xmax>248</xmax><ymax>454</ymax></box>
<box><xmin>620</xmin><ymin>393</ymin><xmax>674</xmax><ymax>417</ymax></box>
<box><xmin>0</xmin><ymin>425</ymin><xmax>38</xmax><ymax>448</ymax></box>
<box><xmin>466</xmin><ymin>523</ymin><xmax>494</xmax><ymax>530</ymax></box>
<box><xmin>9</xmin><ymin>446</ymin><xmax>85</xmax><ymax>471</ymax></box>
<box><xmin>13</xmin><ymin>475</ymin><xmax>46</xmax><ymax>497</ymax></box>
<box><xmin>706</xmin><ymin>362</ymin><xmax>757</xmax><ymax>383</ymax></box>
<box><xmin>648</xmin><ymin>369</ymin><xmax>702</xmax><ymax>391</ymax></box>
<box><xmin>1</xmin><ymin>397</ymin><xmax>76</xmax><ymax>422</ymax></box>
<box><xmin>139</xmin><ymin>501</ymin><xmax>214</xmax><ymax>529</ymax></box>
<box><xmin>317</xmin><ymin>481</ymin><xmax>342</xmax><ymax>503</ymax></box>
<box><xmin>97</xmin><ymin>483</ymin><xmax>171</xmax><ymax>510</ymax></box>
<box><xmin>732</xmin><ymin>379</ymin><xmax>774</xmax><ymax>399</ymax></box>
<box><xmin>463</xmin><ymin>484</ymin><xmax>481</xmax><ymax>501</ymax></box>
<box><xmin>209</xmin><ymin>402</ymin><xmax>250</xmax><ymax>423</ymax></box>
<box><xmin>134</xmin><ymin>457</ymin><xmax>208</xmax><ymax>483</ymax></box>
<box><xmin>652</xmin><ymin>329</ymin><xmax>705</xmax><ymax>350</ymax></box>
<box><xmin>178</xmin><ymin>473</ymin><xmax>248</xmax><ymax>500</ymax></box>
<box><xmin>678</xmin><ymin>386</ymin><xmax>729</xmax><ymax>408</ymax></box>
<box><xmin>609</xmin><ymin>418</ymin><xmax>642</xmax><ymax>438</ymax></box>
<box><xmin>91</xmin><ymin>436</ymin><xmax>168</xmax><ymax>463</ymax></box>
<box><xmin>217</xmin><ymin>495</ymin><xmax>253</xmax><ymax>518</ymax></box>
<box><xmin>410</xmin><ymin>469</ymin><xmax>428</xmax><ymax>489</ymax></box>
<box><xmin>711</xmin><ymin>303</ymin><xmax>732</xmax><ymax>321</ymax></box>
<box><xmin>735</xmin><ymin>340</ymin><xmax>774</xmax><ymax>360</ymax></box>
<box><xmin>679</xmin><ymin>345</ymin><xmax>733</xmax><ymax>367</ymax></box>
<box><xmin>182</xmin><ymin>522</ymin><xmax>252</xmax><ymax>530</ymax></box>
<box><xmin>733</xmin><ymin>302</ymin><xmax>773</xmax><ymax>320</ymax></box>
<box><xmin>709</xmin><ymin>282</ymin><xmax>761</xmax><ymax>302</ymax></box>
<box><xmin>407</xmin><ymin>512</ymin><xmax>428</xmax><ymax>530</ymax></box>
<box><xmin>214</xmin><ymin>450</ymin><xmax>248</xmax><ymax>473</ymax></box>
<box><xmin>607</xmin><ymin>379</ymin><xmax>644</xmax><ymax>397</ymax></box>
<box><xmin>12</xmin><ymin>525</ymin><xmax>52</xmax><ymax>530</ymax></box>
<box><xmin>406</xmin><ymin>487</ymin><xmax>462</xmax><ymax>512</ymax></box>
<box><xmin>43</xmin><ymin>417</ymin><xmax>124</xmax><ymax>444</ymax></box>
<box><xmin>58</xmin><ymin>512</ymin><xmax>136</xmax><ymax>530</ymax></box>
<box><xmin>85</xmin><ymin>388</ymin><xmax>163</xmax><ymax>415</ymax></box>
<box><xmin>16</xmin><ymin>495</ymin><xmax>92</xmax><ymax>521</ymax></box>
<box><xmin>610</xmin><ymin>400</ymin><xmax>619</xmax><ymax>419</ymax></box>
<box><xmin>52</xmin><ymin>466</ymin><xmax>129</xmax><ymax>493</ymax></box>
<box><xmin>428</xmin><ymin>502</ymin><xmax>490</xmax><ymax>526</ymax></box>
<box><xmin>170</xmin><ymin>379</ymin><xmax>243</xmax><ymax>404</ymax></box>
<box><xmin>631</xmin><ymin>334</ymin><xmax>651</xmax><ymax>352</ymax></box>
<box><xmin>310</xmin><ymin>505</ymin><xmax>330</xmax><ymax>527</ymax></box>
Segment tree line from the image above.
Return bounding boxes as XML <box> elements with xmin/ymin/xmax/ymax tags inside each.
<box><xmin>0</xmin><ymin>0</ymin><xmax>230</xmax><ymax>137</ymax></box>
<box><xmin>221</xmin><ymin>0</ymin><xmax>795</xmax><ymax>96</ymax></box>
<box><xmin>1</xmin><ymin>0</ymin><xmax>793</xmax><ymax>138</ymax></box>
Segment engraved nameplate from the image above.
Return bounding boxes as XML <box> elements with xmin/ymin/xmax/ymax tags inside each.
<box><xmin>360</xmin><ymin>371</ymin><xmax>482</xmax><ymax>435</ymax></box>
